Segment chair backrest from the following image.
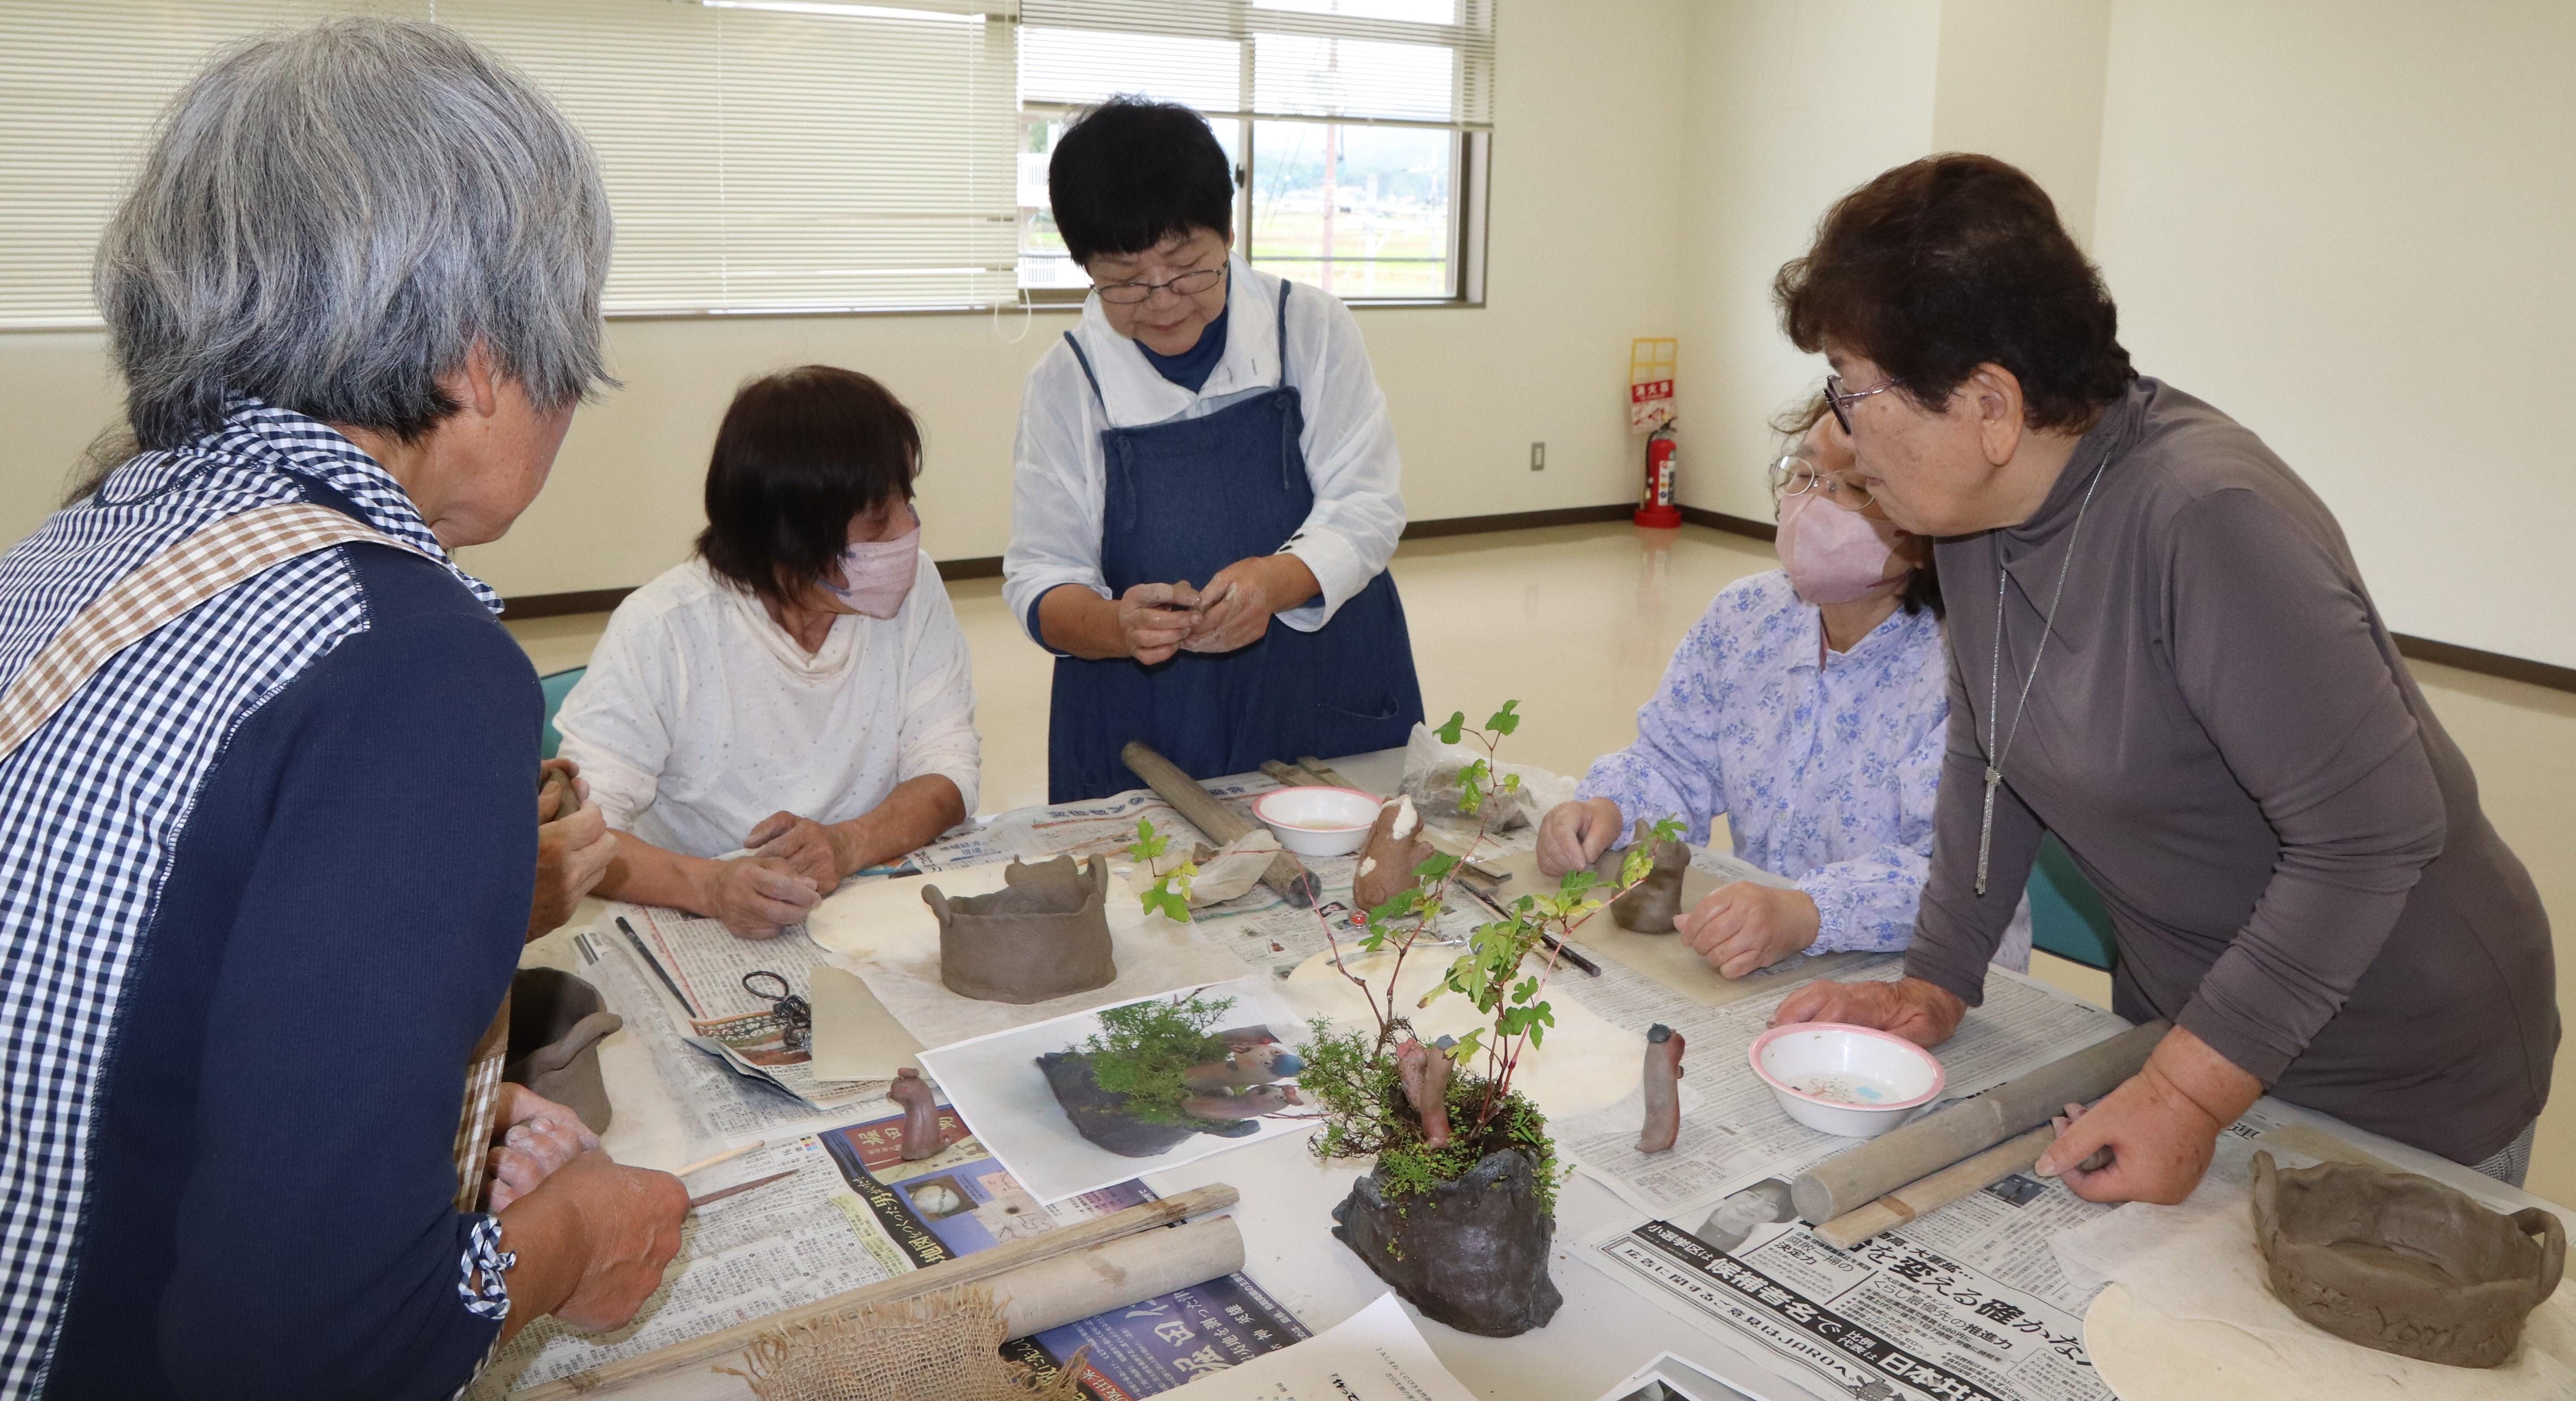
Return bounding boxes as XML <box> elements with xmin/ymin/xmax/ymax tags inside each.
<box><xmin>2026</xmin><ymin>832</ymin><xmax>2119</xmax><ymax>971</ymax></box>
<box><xmin>539</xmin><ymin>666</ymin><xmax>585</xmax><ymax>761</ymax></box>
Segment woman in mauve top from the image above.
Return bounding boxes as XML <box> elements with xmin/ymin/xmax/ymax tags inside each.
<box><xmin>1772</xmin><ymin>155</ymin><xmax>2554</xmax><ymax>1201</ymax></box>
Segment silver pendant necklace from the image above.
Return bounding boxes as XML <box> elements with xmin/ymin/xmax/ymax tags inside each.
<box><xmin>1976</xmin><ymin>454</ymin><xmax>2113</xmax><ymax>896</ymax></box>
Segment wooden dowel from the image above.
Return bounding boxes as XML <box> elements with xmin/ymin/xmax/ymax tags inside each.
<box><xmin>1123</xmin><ymin>742</ymin><xmax>1316</xmax><ymax>906</ymax></box>
<box><xmin>673</xmin><ymin>1140</ymin><xmax>764</xmax><ymax>1178</ymax></box>
<box><xmin>1260</xmin><ymin>759</ymin><xmax>1324</xmax><ymax>788</ymax></box>
<box><xmin>519</xmin><ymin>1183</ymin><xmax>1239</xmax><ymax>1400</ymax></box>
<box><xmin>1812</xmin><ymin>1125</ymin><xmax>2055</xmax><ymax>1250</ymax></box>
<box><xmin>1295</xmin><ymin>757</ymin><xmax>1363</xmax><ymax>790</ymax></box>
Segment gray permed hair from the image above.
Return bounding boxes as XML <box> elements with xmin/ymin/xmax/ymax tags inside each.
<box><xmin>95</xmin><ymin>18</ymin><xmax>615</xmax><ymax>449</ymax></box>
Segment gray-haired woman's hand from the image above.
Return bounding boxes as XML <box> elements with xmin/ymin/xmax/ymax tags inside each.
<box><xmin>1535</xmin><ymin>797</ymin><xmax>1626</xmax><ymax>877</ymax></box>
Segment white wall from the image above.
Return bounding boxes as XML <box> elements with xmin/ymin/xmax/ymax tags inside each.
<box><xmin>2090</xmin><ymin>0</ymin><xmax>2576</xmax><ymax>669</ymax></box>
<box><xmin>1673</xmin><ymin>0</ymin><xmax>1942</xmax><ymax>528</ymax></box>
<box><xmin>0</xmin><ymin>0</ymin><xmax>1687</xmax><ymax>600</ymax></box>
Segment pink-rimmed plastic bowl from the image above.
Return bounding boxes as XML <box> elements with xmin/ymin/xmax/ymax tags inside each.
<box><xmin>1748</xmin><ymin>1022</ymin><xmax>1945</xmax><ymax>1138</ymax></box>
<box><xmin>1251</xmin><ymin>786</ymin><xmax>1382</xmax><ymax>857</ymax></box>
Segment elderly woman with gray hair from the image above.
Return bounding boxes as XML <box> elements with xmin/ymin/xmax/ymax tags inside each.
<box><xmin>0</xmin><ymin>20</ymin><xmax>684</xmax><ymax>1400</ymax></box>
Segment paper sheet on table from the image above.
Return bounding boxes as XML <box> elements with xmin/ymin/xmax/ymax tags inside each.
<box><xmin>2059</xmin><ymin>1123</ymin><xmax>2576</xmax><ymax>1401</ymax></box>
<box><xmin>1590</xmin><ymin>1350</ymin><xmax>1773</xmax><ymax>1401</ymax></box>
<box><xmin>807</xmin><ymin>965</ymin><xmax>924</xmax><ymax>1081</ymax></box>
<box><xmin>1152</xmin><ymin>1292</ymin><xmax>1478</xmax><ymax>1401</ymax></box>
<box><xmin>917</xmin><ymin>979</ymin><xmax>1320</xmax><ymax>1204</ymax></box>
<box><xmin>806</xmin><ymin>862</ymin><xmax>1248</xmax><ymax>1049</ymax></box>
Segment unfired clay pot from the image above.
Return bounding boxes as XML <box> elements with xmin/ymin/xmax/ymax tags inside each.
<box><xmin>1594</xmin><ymin>820</ymin><xmax>1689</xmax><ymax>934</ymax></box>
<box><xmin>927</xmin><ymin>855</ymin><xmax>1115</xmax><ymax>1005</ymax></box>
<box><xmin>2250</xmin><ymin>1149</ymin><xmax>2565</xmax><ymax>1368</ymax></box>
<box><xmin>503</xmin><ymin>967</ymin><xmax>621</xmax><ymax>1135</ymax></box>
<box><xmin>1332</xmin><ymin>1148</ymin><xmax>1563</xmax><ymax>1337</ymax></box>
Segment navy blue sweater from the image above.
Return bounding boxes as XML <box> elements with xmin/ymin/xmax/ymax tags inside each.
<box><xmin>43</xmin><ymin>492</ymin><xmax>536</xmax><ymax>1399</ymax></box>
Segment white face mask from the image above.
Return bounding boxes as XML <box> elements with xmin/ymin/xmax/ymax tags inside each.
<box><xmin>821</xmin><ymin>503</ymin><xmax>920</xmax><ymax>619</ymax></box>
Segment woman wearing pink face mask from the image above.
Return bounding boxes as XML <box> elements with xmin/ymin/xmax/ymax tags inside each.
<box><xmin>1534</xmin><ymin>402</ymin><xmax>2031</xmax><ymax>979</ymax></box>
<box><xmin>556</xmin><ymin>366</ymin><xmax>979</xmax><ymax>938</ymax></box>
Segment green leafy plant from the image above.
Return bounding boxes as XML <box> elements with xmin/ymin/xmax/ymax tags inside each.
<box><xmin>1126</xmin><ymin>817</ymin><xmax>1197</xmax><ymax>923</ymax></box>
<box><xmin>1299</xmin><ymin>700</ymin><xmax>1680</xmax><ymax>1201</ymax></box>
<box><xmin>1078</xmin><ymin>991</ymin><xmax>1236</xmax><ymax>1126</ymax></box>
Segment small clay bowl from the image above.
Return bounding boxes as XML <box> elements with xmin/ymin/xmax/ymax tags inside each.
<box><xmin>2250</xmin><ymin>1149</ymin><xmax>2565</xmax><ymax>1369</ymax></box>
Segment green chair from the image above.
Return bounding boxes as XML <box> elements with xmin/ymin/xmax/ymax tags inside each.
<box><xmin>539</xmin><ymin>666</ymin><xmax>585</xmax><ymax>761</ymax></box>
<box><xmin>2026</xmin><ymin>832</ymin><xmax>2118</xmax><ymax>972</ymax></box>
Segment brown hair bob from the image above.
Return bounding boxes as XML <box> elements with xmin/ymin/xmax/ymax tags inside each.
<box><xmin>696</xmin><ymin>365</ymin><xmax>920</xmax><ymax>608</ymax></box>
<box><xmin>1774</xmin><ymin>154</ymin><xmax>2135</xmax><ymax>433</ymax></box>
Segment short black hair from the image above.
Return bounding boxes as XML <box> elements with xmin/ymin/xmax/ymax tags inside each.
<box><xmin>1048</xmin><ymin>97</ymin><xmax>1234</xmax><ymax>265</ymax></box>
<box><xmin>1774</xmin><ymin>154</ymin><xmax>2134</xmax><ymax>434</ymax></box>
<box><xmin>696</xmin><ymin>365</ymin><xmax>919</xmax><ymax>607</ymax></box>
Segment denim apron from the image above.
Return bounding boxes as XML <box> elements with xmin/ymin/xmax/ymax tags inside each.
<box><xmin>1048</xmin><ymin>282</ymin><xmax>1425</xmax><ymax>802</ymax></box>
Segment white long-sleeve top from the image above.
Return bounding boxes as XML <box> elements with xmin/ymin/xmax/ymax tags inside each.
<box><xmin>554</xmin><ymin>555</ymin><xmax>981</xmax><ymax>858</ymax></box>
<box><xmin>1002</xmin><ymin>257</ymin><xmax>1406</xmax><ymax>646</ymax></box>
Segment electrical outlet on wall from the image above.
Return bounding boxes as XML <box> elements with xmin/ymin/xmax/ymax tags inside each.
<box><xmin>1530</xmin><ymin>442</ymin><xmax>1546</xmax><ymax>471</ymax></box>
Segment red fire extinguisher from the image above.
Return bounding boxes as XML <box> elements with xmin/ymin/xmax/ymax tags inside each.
<box><xmin>1635</xmin><ymin>422</ymin><xmax>1682</xmax><ymax>529</ymax></box>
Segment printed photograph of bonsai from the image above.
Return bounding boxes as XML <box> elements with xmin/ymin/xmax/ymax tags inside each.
<box><xmin>920</xmin><ymin>978</ymin><xmax>1321</xmax><ymax>1203</ymax></box>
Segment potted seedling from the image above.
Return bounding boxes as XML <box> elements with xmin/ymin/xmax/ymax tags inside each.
<box><xmin>1295</xmin><ymin>703</ymin><xmax>1681</xmax><ymax>1336</ymax></box>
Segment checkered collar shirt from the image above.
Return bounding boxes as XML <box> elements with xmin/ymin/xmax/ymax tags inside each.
<box><xmin>0</xmin><ymin>400</ymin><xmax>499</xmax><ymax>1397</ymax></box>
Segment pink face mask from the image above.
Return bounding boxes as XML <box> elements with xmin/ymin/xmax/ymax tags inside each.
<box><xmin>1776</xmin><ymin>491</ymin><xmax>1902</xmax><ymax>605</ymax></box>
<box><xmin>823</xmin><ymin>505</ymin><xmax>920</xmax><ymax>619</ymax></box>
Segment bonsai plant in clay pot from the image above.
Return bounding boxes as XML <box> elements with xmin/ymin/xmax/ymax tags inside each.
<box><xmin>1295</xmin><ymin>702</ymin><xmax>1682</xmax><ymax>1337</ymax></box>
<box><xmin>1036</xmin><ymin>990</ymin><xmax>1306</xmax><ymax>1158</ymax></box>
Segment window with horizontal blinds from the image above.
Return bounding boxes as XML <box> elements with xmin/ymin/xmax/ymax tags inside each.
<box><xmin>0</xmin><ymin>0</ymin><xmax>1021</xmax><ymax>326</ymax></box>
<box><xmin>1017</xmin><ymin>0</ymin><xmax>1492</xmax><ymax>301</ymax></box>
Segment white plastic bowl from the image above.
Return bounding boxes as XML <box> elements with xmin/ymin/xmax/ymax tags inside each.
<box><xmin>1251</xmin><ymin>786</ymin><xmax>1381</xmax><ymax>857</ymax></box>
<box><xmin>1747</xmin><ymin>1022</ymin><xmax>1944</xmax><ymax>1139</ymax></box>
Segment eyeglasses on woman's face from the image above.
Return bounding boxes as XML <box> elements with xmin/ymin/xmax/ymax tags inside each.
<box><xmin>1091</xmin><ymin>264</ymin><xmax>1225</xmax><ymax>306</ymax></box>
<box><xmin>1823</xmin><ymin>373</ymin><xmax>1899</xmax><ymax>433</ymax></box>
<box><xmin>1769</xmin><ymin>455</ymin><xmax>1876</xmax><ymax>513</ymax></box>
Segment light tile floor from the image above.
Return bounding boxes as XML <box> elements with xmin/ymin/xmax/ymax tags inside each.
<box><xmin>512</xmin><ymin>522</ymin><xmax>2576</xmax><ymax>1201</ymax></box>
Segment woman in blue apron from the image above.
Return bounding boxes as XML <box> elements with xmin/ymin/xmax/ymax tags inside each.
<box><xmin>1004</xmin><ymin>98</ymin><xmax>1425</xmax><ymax>802</ymax></box>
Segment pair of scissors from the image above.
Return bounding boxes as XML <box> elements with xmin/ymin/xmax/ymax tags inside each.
<box><xmin>740</xmin><ymin>970</ymin><xmax>811</xmax><ymax>1053</ymax></box>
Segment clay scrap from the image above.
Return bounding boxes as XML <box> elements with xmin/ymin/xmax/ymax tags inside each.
<box><xmin>927</xmin><ymin>856</ymin><xmax>1116</xmax><ymax>1005</ymax></box>
<box><xmin>1595</xmin><ymin>819</ymin><xmax>1689</xmax><ymax>933</ymax></box>
<box><xmin>2250</xmin><ymin>1149</ymin><xmax>2566</xmax><ymax>1368</ymax></box>
<box><xmin>1353</xmin><ymin>795</ymin><xmax>1439</xmax><ymax>913</ymax></box>
<box><xmin>1639</xmin><ymin>1023</ymin><xmax>1684</xmax><ymax>1153</ymax></box>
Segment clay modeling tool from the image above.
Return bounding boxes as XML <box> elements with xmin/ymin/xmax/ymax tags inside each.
<box><xmin>687</xmin><ymin>1169</ymin><xmax>797</xmax><ymax>1210</ymax></box>
<box><xmin>676</xmin><ymin>1140</ymin><xmax>769</xmax><ymax>1178</ymax></box>
<box><xmin>616</xmin><ymin>915</ymin><xmax>692</xmax><ymax>1012</ymax></box>
<box><xmin>1791</xmin><ymin>1019</ymin><xmax>2168</xmax><ymax>1224</ymax></box>
<box><xmin>1122</xmin><ymin>741</ymin><xmax>1319</xmax><ymax>907</ymax></box>
<box><xmin>515</xmin><ymin>1184</ymin><xmax>1242</xmax><ymax>1401</ymax></box>
<box><xmin>1459</xmin><ymin>879</ymin><xmax>1599</xmax><ymax>976</ymax></box>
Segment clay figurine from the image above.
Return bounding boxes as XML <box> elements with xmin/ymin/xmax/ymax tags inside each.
<box><xmin>1595</xmin><ymin>819</ymin><xmax>1688</xmax><ymax>933</ymax></box>
<box><xmin>2250</xmin><ymin>1149</ymin><xmax>2566</xmax><ymax>1368</ymax></box>
<box><xmin>1396</xmin><ymin>1037</ymin><xmax>1454</xmax><ymax>1149</ymax></box>
<box><xmin>926</xmin><ymin>855</ymin><xmax>1115</xmax><ymax>1005</ymax></box>
<box><xmin>888</xmin><ymin>1066</ymin><xmax>945</xmax><ymax>1161</ymax></box>
<box><xmin>1639</xmin><ymin>1023</ymin><xmax>1684</xmax><ymax>1153</ymax></box>
<box><xmin>1353</xmin><ymin>796</ymin><xmax>1439</xmax><ymax>913</ymax></box>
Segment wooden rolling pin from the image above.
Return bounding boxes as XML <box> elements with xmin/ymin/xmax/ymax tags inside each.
<box><xmin>523</xmin><ymin>1183</ymin><xmax>1240</xmax><ymax>1399</ymax></box>
<box><xmin>1791</xmin><ymin>1019</ymin><xmax>2169</xmax><ymax>1224</ymax></box>
<box><xmin>1124</xmin><ymin>741</ymin><xmax>1318</xmax><ymax>906</ymax></box>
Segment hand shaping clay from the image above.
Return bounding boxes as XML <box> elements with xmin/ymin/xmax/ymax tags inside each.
<box><xmin>1639</xmin><ymin>1022</ymin><xmax>1684</xmax><ymax>1153</ymax></box>
<box><xmin>1595</xmin><ymin>819</ymin><xmax>1688</xmax><ymax>933</ymax></box>
<box><xmin>1397</xmin><ymin>1037</ymin><xmax>1454</xmax><ymax>1149</ymax></box>
<box><xmin>888</xmin><ymin>1066</ymin><xmax>945</xmax><ymax>1161</ymax></box>
<box><xmin>927</xmin><ymin>856</ymin><xmax>1116</xmax><ymax>1005</ymax></box>
<box><xmin>1353</xmin><ymin>796</ymin><xmax>1438</xmax><ymax>914</ymax></box>
<box><xmin>2250</xmin><ymin>1149</ymin><xmax>2567</xmax><ymax>1368</ymax></box>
